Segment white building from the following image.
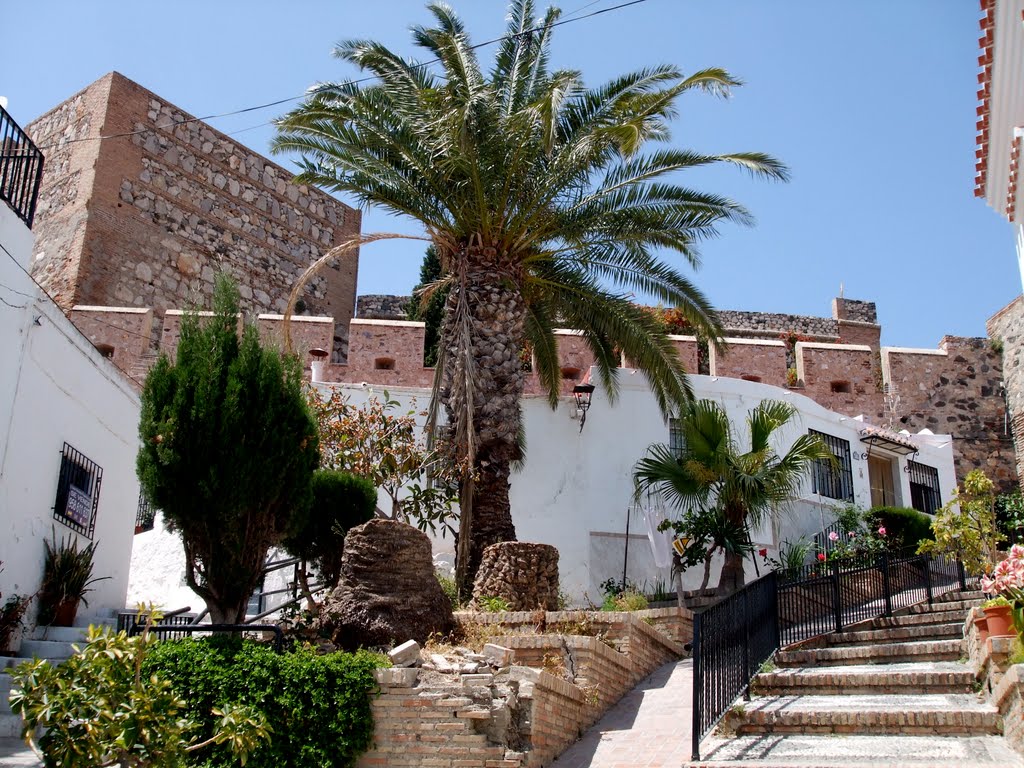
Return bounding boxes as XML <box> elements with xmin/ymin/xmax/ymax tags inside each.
<box><xmin>0</xmin><ymin>110</ymin><xmax>141</xmax><ymax>621</ymax></box>
<box><xmin>129</xmin><ymin>368</ymin><xmax>956</xmax><ymax>609</ymax></box>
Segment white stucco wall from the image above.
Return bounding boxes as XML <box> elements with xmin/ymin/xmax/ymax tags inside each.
<box><xmin>128</xmin><ymin>365</ymin><xmax>957</xmax><ymax>612</ymax></box>
<box><xmin>0</xmin><ymin>202</ymin><xmax>141</xmax><ymax>619</ymax></box>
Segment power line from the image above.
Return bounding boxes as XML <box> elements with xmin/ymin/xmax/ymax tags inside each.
<box><xmin>35</xmin><ymin>0</ymin><xmax>651</xmax><ymax>151</ymax></box>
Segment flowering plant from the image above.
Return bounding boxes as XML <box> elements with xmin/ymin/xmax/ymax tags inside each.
<box><xmin>981</xmin><ymin>544</ymin><xmax>1024</xmax><ymax>596</ymax></box>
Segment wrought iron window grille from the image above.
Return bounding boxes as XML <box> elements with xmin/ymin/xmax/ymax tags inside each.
<box><xmin>907</xmin><ymin>460</ymin><xmax>941</xmax><ymax>515</ymax></box>
<box><xmin>135</xmin><ymin>491</ymin><xmax>156</xmax><ymax>534</ymax></box>
<box><xmin>809</xmin><ymin>429</ymin><xmax>854</xmax><ymax>502</ymax></box>
<box><xmin>52</xmin><ymin>442</ymin><xmax>102</xmax><ymax>539</ymax></box>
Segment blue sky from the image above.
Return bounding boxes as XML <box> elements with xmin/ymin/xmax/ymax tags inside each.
<box><xmin>4</xmin><ymin>0</ymin><xmax>1015</xmax><ymax>347</ymax></box>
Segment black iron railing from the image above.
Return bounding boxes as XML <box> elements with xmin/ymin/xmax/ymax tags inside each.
<box><xmin>691</xmin><ymin>551</ymin><xmax>973</xmax><ymax>761</ymax></box>
<box><xmin>128</xmin><ymin>622</ymin><xmax>284</xmax><ymax>652</ymax></box>
<box><xmin>0</xmin><ymin>104</ymin><xmax>44</xmax><ymax>228</ymax></box>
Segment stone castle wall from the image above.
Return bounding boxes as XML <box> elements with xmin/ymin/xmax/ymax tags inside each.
<box><xmin>68</xmin><ymin>299</ymin><xmax>1013</xmax><ymax>488</ymax></box>
<box><xmin>357</xmin><ymin>294</ymin><xmax>410</xmax><ymax>319</ymax></box>
<box><xmin>988</xmin><ymin>298</ymin><xmax>1024</xmax><ymax>490</ymax></box>
<box><xmin>27</xmin><ymin>72</ymin><xmax>361</xmax><ymax>360</ymax></box>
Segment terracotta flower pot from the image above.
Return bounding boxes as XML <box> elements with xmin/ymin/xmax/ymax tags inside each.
<box><xmin>984</xmin><ymin>604</ymin><xmax>1016</xmax><ymax>638</ymax></box>
<box><xmin>52</xmin><ymin>600</ymin><xmax>79</xmax><ymax>628</ymax></box>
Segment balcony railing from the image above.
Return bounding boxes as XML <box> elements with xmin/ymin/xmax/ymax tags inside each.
<box><xmin>0</xmin><ymin>103</ymin><xmax>44</xmax><ymax>228</ymax></box>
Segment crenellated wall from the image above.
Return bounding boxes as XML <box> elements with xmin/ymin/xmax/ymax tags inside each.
<box><xmin>67</xmin><ymin>300</ymin><xmax>1013</xmax><ymax>487</ymax></box>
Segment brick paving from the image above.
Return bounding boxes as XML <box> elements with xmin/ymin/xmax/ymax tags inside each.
<box><xmin>552</xmin><ymin>658</ymin><xmax>694</xmax><ymax>768</ymax></box>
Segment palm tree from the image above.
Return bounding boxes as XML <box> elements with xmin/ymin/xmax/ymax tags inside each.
<box><xmin>273</xmin><ymin>1</ymin><xmax>788</xmax><ymax>595</ymax></box>
<box><xmin>634</xmin><ymin>399</ymin><xmax>832</xmax><ymax>593</ymax></box>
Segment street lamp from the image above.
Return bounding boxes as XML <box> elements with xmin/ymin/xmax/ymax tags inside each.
<box><xmin>572</xmin><ymin>383</ymin><xmax>595</xmax><ymax>433</ymax></box>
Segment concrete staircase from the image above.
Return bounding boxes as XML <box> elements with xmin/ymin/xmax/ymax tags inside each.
<box><xmin>0</xmin><ymin>610</ymin><xmax>116</xmax><ymax>741</ymax></box>
<box><xmin>694</xmin><ymin>590</ymin><xmax>1024</xmax><ymax>767</ymax></box>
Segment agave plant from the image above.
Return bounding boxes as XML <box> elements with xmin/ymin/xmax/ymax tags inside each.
<box><xmin>274</xmin><ymin>0</ymin><xmax>788</xmax><ymax>593</ymax></box>
<box><xmin>37</xmin><ymin>530</ymin><xmax>110</xmax><ymax>626</ymax></box>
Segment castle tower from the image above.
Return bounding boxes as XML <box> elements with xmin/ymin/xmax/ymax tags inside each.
<box><xmin>25</xmin><ymin>72</ymin><xmax>360</xmax><ymax>358</ymax></box>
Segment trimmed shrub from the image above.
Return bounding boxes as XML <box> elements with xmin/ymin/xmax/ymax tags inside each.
<box><xmin>283</xmin><ymin>470</ymin><xmax>377</xmax><ymax>589</ymax></box>
<box><xmin>143</xmin><ymin>638</ymin><xmax>383</xmax><ymax>768</ymax></box>
<box><xmin>867</xmin><ymin>506</ymin><xmax>933</xmax><ymax>551</ymax></box>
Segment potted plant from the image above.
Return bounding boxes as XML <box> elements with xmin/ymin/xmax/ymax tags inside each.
<box><xmin>982</xmin><ymin>596</ymin><xmax>1016</xmax><ymax>638</ymax></box>
<box><xmin>37</xmin><ymin>531</ymin><xmax>109</xmax><ymax>627</ymax></box>
<box><xmin>0</xmin><ymin>594</ymin><xmax>32</xmax><ymax>656</ymax></box>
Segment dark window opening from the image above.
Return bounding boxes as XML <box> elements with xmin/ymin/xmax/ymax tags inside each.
<box><xmin>830</xmin><ymin>381</ymin><xmax>851</xmax><ymax>394</ymax></box>
<box><xmin>95</xmin><ymin>343</ymin><xmax>115</xmax><ymax>359</ymax></box>
<box><xmin>669</xmin><ymin>418</ymin><xmax>686</xmax><ymax>459</ymax></box>
<box><xmin>53</xmin><ymin>443</ymin><xmax>102</xmax><ymax>539</ymax></box>
<box><xmin>908</xmin><ymin>460</ymin><xmax>941</xmax><ymax>516</ymax></box>
<box><xmin>740</xmin><ymin>375</ymin><xmax>762</xmax><ymax>383</ymax></box>
<box><xmin>374</xmin><ymin>357</ymin><xmax>395</xmax><ymax>370</ymax></box>
<box><xmin>810</xmin><ymin>429</ymin><xmax>854</xmax><ymax>502</ymax></box>
<box><xmin>561</xmin><ymin>366</ymin><xmax>581</xmax><ymax>380</ymax></box>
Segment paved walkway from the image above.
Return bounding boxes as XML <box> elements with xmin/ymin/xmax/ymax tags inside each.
<box><xmin>553</xmin><ymin>658</ymin><xmax>693</xmax><ymax>768</ymax></box>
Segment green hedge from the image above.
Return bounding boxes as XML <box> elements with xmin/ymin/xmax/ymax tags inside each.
<box><xmin>867</xmin><ymin>506</ymin><xmax>934</xmax><ymax>551</ymax></box>
<box><xmin>143</xmin><ymin>638</ymin><xmax>383</xmax><ymax>768</ymax></box>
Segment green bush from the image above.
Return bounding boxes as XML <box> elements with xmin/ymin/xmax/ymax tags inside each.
<box><xmin>282</xmin><ymin>469</ymin><xmax>377</xmax><ymax>590</ymax></box>
<box><xmin>143</xmin><ymin>638</ymin><xmax>383</xmax><ymax>768</ymax></box>
<box><xmin>867</xmin><ymin>506</ymin><xmax>934</xmax><ymax>550</ymax></box>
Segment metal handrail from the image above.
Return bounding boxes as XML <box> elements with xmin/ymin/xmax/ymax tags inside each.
<box><xmin>129</xmin><ymin>622</ymin><xmax>284</xmax><ymax>653</ymax></box>
<box><xmin>691</xmin><ymin>551</ymin><xmax>974</xmax><ymax>761</ymax></box>
<box><xmin>0</xmin><ymin>104</ymin><xmax>44</xmax><ymax>228</ymax></box>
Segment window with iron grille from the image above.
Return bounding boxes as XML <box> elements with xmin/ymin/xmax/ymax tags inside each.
<box><xmin>908</xmin><ymin>460</ymin><xmax>941</xmax><ymax>515</ymax></box>
<box><xmin>136</xmin><ymin>491</ymin><xmax>156</xmax><ymax>534</ymax></box>
<box><xmin>809</xmin><ymin>429</ymin><xmax>854</xmax><ymax>502</ymax></box>
<box><xmin>53</xmin><ymin>443</ymin><xmax>102</xmax><ymax>539</ymax></box>
<box><xmin>669</xmin><ymin>418</ymin><xmax>686</xmax><ymax>459</ymax></box>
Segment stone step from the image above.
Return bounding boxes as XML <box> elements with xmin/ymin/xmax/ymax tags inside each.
<box><xmin>806</xmin><ymin>622</ymin><xmax>963</xmax><ymax>648</ymax></box>
<box><xmin>0</xmin><ymin>714</ymin><xmax>24</xmax><ymax>740</ymax></box>
<box><xmin>17</xmin><ymin>640</ymin><xmax>75</xmax><ymax>662</ymax></box>
<box><xmin>753</xmin><ymin>662</ymin><xmax>977</xmax><ymax>696</ymax></box>
<box><xmin>776</xmin><ymin>639</ymin><xmax>963</xmax><ymax>668</ymax></box>
<box><xmin>733</xmin><ymin>694</ymin><xmax>999</xmax><ymax>736</ymax></box>
<box><xmin>30</xmin><ymin>625</ymin><xmax>90</xmax><ymax>643</ymax></box>
<box><xmin>693</xmin><ymin>734</ymin><xmax>1024</xmax><ymax>766</ymax></box>
<box><xmin>895</xmin><ymin>599</ymin><xmax>977</xmax><ymax>616</ymax></box>
<box><xmin>855</xmin><ymin>609</ymin><xmax>973</xmax><ymax>629</ymax></box>
<box><xmin>0</xmin><ymin>737</ymin><xmax>40</xmax><ymax>767</ymax></box>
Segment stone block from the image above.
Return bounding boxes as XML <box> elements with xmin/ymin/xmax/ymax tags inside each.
<box><xmin>375</xmin><ymin>667</ymin><xmax>420</xmax><ymax>687</ymax></box>
<box><xmin>462</xmin><ymin>673</ymin><xmax>494</xmax><ymax>688</ymax></box>
<box><xmin>483</xmin><ymin>644</ymin><xmax>514</xmax><ymax>667</ymax></box>
<box><xmin>389</xmin><ymin>639</ymin><xmax>421</xmax><ymax>667</ymax></box>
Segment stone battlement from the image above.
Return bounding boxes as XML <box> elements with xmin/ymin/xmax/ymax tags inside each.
<box><xmin>68</xmin><ymin>302</ymin><xmax>1012</xmax><ymax>489</ymax></box>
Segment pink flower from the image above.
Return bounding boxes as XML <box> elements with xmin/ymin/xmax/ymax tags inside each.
<box><xmin>877</xmin><ymin>526</ymin><xmax>887</xmax><ymax>536</ymax></box>
<box><xmin>848</xmin><ymin>531</ymin><xmax>856</xmax><ymax>538</ymax></box>
<box><xmin>758</xmin><ymin>548</ymin><xmax>768</xmax><ymax>558</ymax></box>
<box><xmin>817</xmin><ymin>553</ymin><xmax>826</xmax><ymax>562</ymax></box>
<box><xmin>828</xmin><ymin>531</ymin><xmax>839</xmax><ymax>542</ymax></box>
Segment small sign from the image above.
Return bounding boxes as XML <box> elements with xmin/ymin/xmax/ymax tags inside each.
<box><xmin>672</xmin><ymin>537</ymin><xmax>690</xmax><ymax>557</ymax></box>
<box><xmin>65</xmin><ymin>486</ymin><xmax>92</xmax><ymax>527</ymax></box>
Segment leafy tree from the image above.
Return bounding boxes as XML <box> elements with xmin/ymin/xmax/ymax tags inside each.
<box><xmin>137</xmin><ymin>276</ymin><xmax>320</xmax><ymax>624</ymax></box>
<box><xmin>274</xmin><ymin>0</ymin><xmax>787</xmax><ymax>594</ymax></box>
<box><xmin>634</xmin><ymin>399</ymin><xmax>832</xmax><ymax>593</ymax></box>
<box><xmin>919</xmin><ymin>469</ymin><xmax>1004</xmax><ymax>576</ymax></box>
<box><xmin>282</xmin><ymin>469</ymin><xmax>377</xmax><ymax>602</ymax></box>
<box><xmin>407</xmin><ymin>245</ymin><xmax>449</xmax><ymax>367</ymax></box>
<box><xmin>308</xmin><ymin>387</ymin><xmax>464</xmax><ymax>536</ymax></box>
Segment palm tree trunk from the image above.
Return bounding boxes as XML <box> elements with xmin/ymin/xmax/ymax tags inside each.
<box><xmin>440</xmin><ymin>242</ymin><xmax>526</xmax><ymax>596</ymax></box>
<box><xmin>717</xmin><ymin>504</ymin><xmax>749</xmax><ymax>594</ymax></box>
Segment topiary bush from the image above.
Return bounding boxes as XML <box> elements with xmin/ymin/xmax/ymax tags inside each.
<box><xmin>143</xmin><ymin>638</ymin><xmax>383</xmax><ymax>768</ymax></box>
<box><xmin>867</xmin><ymin>506</ymin><xmax>934</xmax><ymax>551</ymax></box>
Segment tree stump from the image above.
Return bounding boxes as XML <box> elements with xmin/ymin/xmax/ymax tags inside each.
<box><xmin>317</xmin><ymin>519</ymin><xmax>454</xmax><ymax>648</ymax></box>
<box><xmin>472</xmin><ymin>542</ymin><xmax>560</xmax><ymax>611</ymax></box>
